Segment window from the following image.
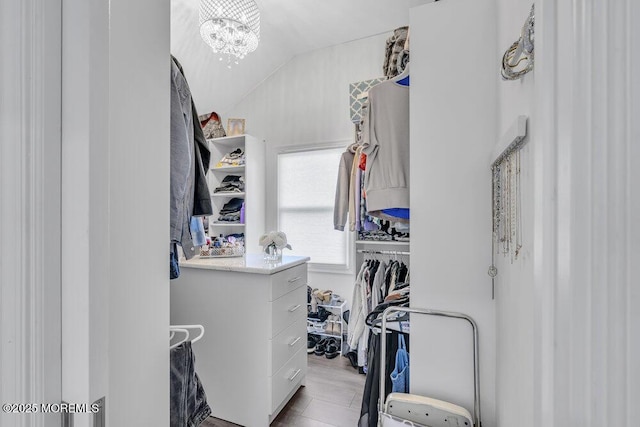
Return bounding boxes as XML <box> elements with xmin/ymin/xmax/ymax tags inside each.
<box><xmin>277</xmin><ymin>146</ymin><xmax>351</xmax><ymax>271</ymax></box>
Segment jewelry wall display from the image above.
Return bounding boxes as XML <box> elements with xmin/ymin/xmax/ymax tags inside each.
<box><xmin>488</xmin><ymin>116</ymin><xmax>529</xmax><ymax>294</ymax></box>
<box><xmin>492</xmin><ymin>150</ymin><xmax>522</xmax><ymax>261</ymax></box>
<box><xmin>501</xmin><ymin>4</ymin><xmax>535</xmax><ymax>80</ymax></box>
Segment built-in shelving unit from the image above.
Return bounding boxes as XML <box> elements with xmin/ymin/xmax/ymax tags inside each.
<box><xmin>208</xmin><ymin>134</ymin><xmax>265</xmax><ymax>254</ymax></box>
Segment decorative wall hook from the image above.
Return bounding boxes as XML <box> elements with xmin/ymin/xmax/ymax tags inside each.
<box><xmin>501</xmin><ymin>4</ymin><xmax>535</xmax><ymax>80</ymax></box>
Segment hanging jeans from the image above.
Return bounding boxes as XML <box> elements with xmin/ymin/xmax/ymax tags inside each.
<box><xmin>170</xmin><ymin>341</ymin><xmax>211</xmax><ymax>427</ymax></box>
<box><xmin>170</xmin><ymin>243</ymin><xmax>180</xmax><ymax>280</ymax></box>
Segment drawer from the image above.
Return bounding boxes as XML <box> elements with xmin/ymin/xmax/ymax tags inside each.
<box><xmin>271</xmin><ymin>285</ymin><xmax>307</xmax><ymax>337</ymax></box>
<box><xmin>270</xmin><ymin>263</ymin><xmax>307</xmax><ymax>301</ymax></box>
<box><xmin>269</xmin><ymin>318</ymin><xmax>306</xmax><ymax>376</ymax></box>
<box><xmin>270</xmin><ymin>347</ymin><xmax>307</xmax><ymax>413</ymax></box>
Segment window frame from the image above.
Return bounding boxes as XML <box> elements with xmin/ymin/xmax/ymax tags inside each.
<box><xmin>275</xmin><ymin>141</ymin><xmax>355</xmax><ymax>275</ymax></box>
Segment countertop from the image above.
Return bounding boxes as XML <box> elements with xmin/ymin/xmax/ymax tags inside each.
<box><xmin>179</xmin><ymin>253</ymin><xmax>310</xmax><ymax>275</ymax></box>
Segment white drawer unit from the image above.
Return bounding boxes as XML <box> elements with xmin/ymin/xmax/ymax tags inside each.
<box><xmin>270</xmin><ymin>347</ymin><xmax>307</xmax><ymax>413</ymax></box>
<box><xmin>271</xmin><ymin>285</ymin><xmax>307</xmax><ymax>337</ymax></box>
<box><xmin>171</xmin><ymin>254</ymin><xmax>310</xmax><ymax>427</ymax></box>
<box><xmin>270</xmin><ymin>263</ymin><xmax>307</xmax><ymax>301</ymax></box>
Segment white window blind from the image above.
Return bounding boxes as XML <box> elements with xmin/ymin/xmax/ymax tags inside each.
<box><xmin>277</xmin><ymin>147</ymin><xmax>349</xmax><ymax>268</ymax></box>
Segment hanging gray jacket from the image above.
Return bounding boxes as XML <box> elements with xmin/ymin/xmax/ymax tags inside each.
<box><xmin>191</xmin><ymin>104</ymin><xmax>213</xmax><ymax>216</ymax></box>
<box><xmin>172</xmin><ymin>56</ymin><xmax>213</xmax><ymax>217</ymax></box>
<box><xmin>170</xmin><ymin>59</ymin><xmax>196</xmax><ymax>259</ymax></box>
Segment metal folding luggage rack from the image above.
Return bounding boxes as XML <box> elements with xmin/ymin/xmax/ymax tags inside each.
<box><xmin>378</xmin><ymin>307</ymin><xmax>481</xmax><ymax>427</ymax></box>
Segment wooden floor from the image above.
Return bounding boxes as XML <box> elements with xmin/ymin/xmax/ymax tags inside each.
<box><xmin>201</xmin><ymin>352</ymin><xmax>365</xmax><ymax>427</ymax></box>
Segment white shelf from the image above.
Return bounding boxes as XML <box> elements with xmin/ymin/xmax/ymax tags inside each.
<box><xmin>211</xmin><ymin>223</ymin><xmax>245</xmax><ymax>227</ymax></box>
<box><xmin>211</xmin><ymin>192</ymin><xmax>245</xmax><ymax>198</ymax></box>
<box><xmin>211</xmin><ymin>165</ymin><xmax>245</xmax><ymax>173</ymax></box>
<box><xmin>207</xmin><ymin>134</ymin><xmax>247</xmax><ymax>147</ymax></box>
<box><xmin>355</xmin><ymin>240</ymin><xmax>410</xmax><ymax>246</ymax></box>
<box><xmin>316</xmin><ymin>300</ymin><xmax>347</xmax><ymax>310</ymax></box>
<box><xmin>307</xmin><ymin>330</ymin><xmax>343</xmax><ymax>339</ymax></box>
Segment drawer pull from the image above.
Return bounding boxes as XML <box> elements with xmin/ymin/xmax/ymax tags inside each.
<box><xmin>288</xmin><ymin>368</ymin><xmax>302</xmax><ymax>381</ymax></box>
<box><xmin>288</xmin><ymin>276</ymin><xmax>302</xmax><ymax>283</ymax></box>
<box><xmin>288</xmin><ymin>304</ymin><xmax>301</xmax><ymax>312</ymax></box>
<box><xmin>289</xmin><ymin>336</ymin><xmax>302</xmax><ymax>347</ymax></box>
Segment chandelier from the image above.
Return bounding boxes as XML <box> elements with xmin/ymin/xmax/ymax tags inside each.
<box><xmin>199</xmin><ymin>0</ymin><xmax>261</xmax><ymax>67</ymax></box>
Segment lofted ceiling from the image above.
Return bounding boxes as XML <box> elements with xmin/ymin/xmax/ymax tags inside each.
<box><xmin>171</xmin><ymin>0</ymin><xmax>410</xmax><ymax>115</ymax></box>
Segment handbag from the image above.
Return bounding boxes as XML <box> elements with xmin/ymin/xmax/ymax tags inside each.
<box><xmin>390</xmin><ymin>334</ymin><xmax>409</xmax><ymax>393</ymax></box>
<box><xmin>199</xmin><ymin>112</ymin><xmax>226</xmax><ymax>139</ymax></box>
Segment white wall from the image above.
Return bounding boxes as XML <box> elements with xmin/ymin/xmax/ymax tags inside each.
<box><xmin>409</xmin><ymin>0</ymin><xmax>497</xmax><ymax>425</ymax></box>
<box><xmin>494</xmin><ymin>1</ymin><xmax>535</xmax><ymax>426</ymax></box>
<box><xmin>61</xmin><ymin>0</ymin><xmax>170</xmax><ymax>425</ymax></box>
<box><xmin>226</xmin><ymin>33</ymin><xmax>394</xmax><ymax>302</ymax></box>
<box><xmin>1</xmin><ymin>0</ymin><xmax>62</xmax><ymax>425</ymax></box>
<box><xmin>108</xmin><ymin>0</ymin><xmax>171</xmax><ymax>425</ymax></box>
<box><xmin>532</xmin><ymin>0</ymin><xmax>640</xmax><ymax>425</ymax></box>
<box><xmin>61</xmin><ymin>0</ymin><xmax>110</xmax><ymax>424</ymax></box>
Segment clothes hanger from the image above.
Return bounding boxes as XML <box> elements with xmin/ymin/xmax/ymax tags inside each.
<box><xmin>170</xmin><ymin>324</ymin><xmax>204</xmax><ymax>349</ymax></box>
<box><xmin>366</xmin><ymin>298</ymin><xmax>410</xmax><ymax>328</ymax></box>
<box><xmin>169</xmin><ymin>328</ymin><xmax>189</xmax><ymax>349</ymax></box>
<box><xmin>392</xmin><ymin>62</ymin><xmax>410</xmax><ymax>87</ymax></box>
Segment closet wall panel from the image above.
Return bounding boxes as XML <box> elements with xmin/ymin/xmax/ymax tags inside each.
<box><xmin>494</xmin><ymin>1</ymin><xmax>535</xmax><ymax>427</ymax></box>
<box><xmin>409</xmin><ymin>0</ymin><xmax>498</xmax><ymax>425</ymax></box>
<box><xmin>106</xmin><ymin>0</ymin><xmax>171</xmax><ymax>424</ymax></box>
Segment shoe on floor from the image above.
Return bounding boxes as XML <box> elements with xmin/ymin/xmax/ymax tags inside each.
<box><xmin>324</xmin><ymin>338</ymin><xmax>339</xmax><ymax>359</ymax></box>
<box><xmin>346</xmin><ymin>351</ymin><xmax>358</xmax><ymax>368</ymax></box>
<box><xmin>307</xmin><ymin>334</ymin><xmax>320</xmax><ymax>354</ymax></box>
<box><xmin>314</xmin><ymin>338</ymin><xmax>329</xmax><ymax>356</ymax></box>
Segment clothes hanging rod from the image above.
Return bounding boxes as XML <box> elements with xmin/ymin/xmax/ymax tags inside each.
<box><xmin>358</xmin><ymin>249</ymin><xmax>410</xmax><ymax>255</ymax></box>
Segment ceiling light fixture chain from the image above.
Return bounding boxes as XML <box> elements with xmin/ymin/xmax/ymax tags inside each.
<box><xmin>199</xmin><ymin>0</ymin><xmax>261</xmax><ymax>67</ymax></box>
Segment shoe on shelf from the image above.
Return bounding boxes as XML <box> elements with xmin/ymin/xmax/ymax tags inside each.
<box><xmin>308</xmin><ymin>306</ymin><xmax>330</xmax><ymax>322</ymax></box>
<box><xmin>307</xmin><ymin>320</ymin><xmax>316</xmax><ymax>333</ymax></box>
<box><xmin>324</xmin><ymin>319</ymin><xmax>334</xmax><ymax>335</ymax></box>
<box><xmin>332</xmin><ymin>319</ymin><xmax>342</xmax><ymax>336</ymax></box>
<box><xmin>320</xmin><ymin>290</ymin><xmax>332</xmax><ymax>304</ymax></box>
<box><xmin>310</xmin><ymin>288</ymin><xmax>319</xmax><ymax>313</ymax></box>
<box><xmin>324</xmin><ymin>338</ymin><xmax>339</xmax><ymax>359</ymax></box>
<box><xmin>326</xmin><ymin>315</ymin><xmax>341</xmax><ymax>335</ymax></box>
<box><xmin>312</xmin><ymin>289</ymin><xmax>333</xmax><ymax>305</ymax></box>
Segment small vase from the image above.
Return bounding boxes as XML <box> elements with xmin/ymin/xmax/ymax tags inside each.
<box><xmin>263</xmin><ymin>244</ymin><xmax>282</xmax><ymax>262</ymax></box>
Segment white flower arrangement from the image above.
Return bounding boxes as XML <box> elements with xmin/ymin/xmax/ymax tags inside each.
<box><xmin>259</xmin><ymin>231</ymin><xmax>292</xmax><ymax>250</ymax></box>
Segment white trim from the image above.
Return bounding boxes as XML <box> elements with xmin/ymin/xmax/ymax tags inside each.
<box><xmin>533</xmin><ymin>0</ymin><xmax>640</xmax><ymax>425</ymax></box>
<box><xmin>275</xmin><ymin>139</ymin><xmax>353</xmax><ymax>154</ymax></box>
<box><xmin>532</xmin><ymin>1</ymin><xmax>559</xmax><ymax>425</ymax></box>
<box><xmin>275</xmin><ymin>141</ymin><xmax>355</xmax><ymax>274</ymax></box>
<box><xmin>0</xmin><ymin>0</ymin><xmax>62</xmax><ymax>425</ymax></box>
